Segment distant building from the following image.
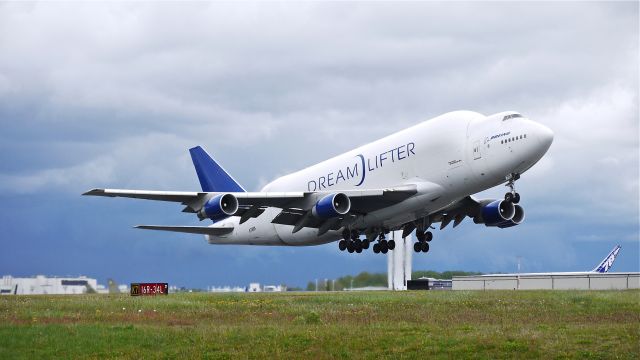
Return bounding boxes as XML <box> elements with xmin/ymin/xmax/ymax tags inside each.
<box><xmin>208</xmin><ymin>286</ymin><xmax>246</xmax><ymax>293</ymax></box>
<box><xmin>1</xmin><ymin>275</ymin><xmax>103</xmax><ymax>295</ymax></box>
<box><xmin>263</xmin><ymin>285</ymin><xmax>285</xmax><ymax>292</ymax></box>
<box><xmin>408</xmin><ymin>278</ymin><xmax>453</xmax><ymax>290</ymax></box>
<box><xmin>247</xmin><ymin>283</ymin><xmax>261</xmax><ymax>292</ymax></box>
<box><xmin>453</xmin><ymin>272</ymin><xmax>640</xmax><ymax>290</ymax></box>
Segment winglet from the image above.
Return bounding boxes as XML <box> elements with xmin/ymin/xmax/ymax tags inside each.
<box><xmin>592</xmin><ymin>244</ymin><xmax>621</xmax><ymax>273</ymax></box>
<box><xmin>189</xmin><ymin>146</ymin><xmax>245</xmax><ymax>193</ymax></box>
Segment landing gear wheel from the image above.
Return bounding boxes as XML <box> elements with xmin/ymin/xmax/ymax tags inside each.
<box><xmin>347</xmin><ymin>242</ymin><xmax>355</xmax><ymax>253</ymax></box>
<box><xmin>387</xmin><ymin>240</ymin><xmax>395</xmax><ymax>250</ymax></box>
<box><xmin>414</xmin><ymin>242</ymin><xmax>421</xmax><ymax>253</ymax></box>
<box><xmin>338</xmin><ymin>240</ymin><xmax>347</xmax><ymax>251</ymax></box>
<box><xmin>354</xmin><ymin>239</ymin><xmax>362</xmax><ymax>248</ymax></box>
<box><xmin>380</xmin><ymin>241</ymin><xmax>388</xmax><ymax>253</ymax></box>
<box><xmin>362</xmin><ymin>240</ymin><xmax>370</xmax><ymax>249</ymax></box>
<box><xmin>504</xmin><ymin>173</ymin><xmax>521</xmax><ymax>204</ymax></box>
<box><xmin>381</xmin><ymin>247</ymin><xmax>388</xmax><ymax>254</ymax></box>
<box><xmin>425</xmin><ymin>231</ymin><xmax>433</xmax><ymax>242</ymax></box>
<box><xmin>421</xmin><ymin>242</ymin><xmax>430</xmax><ymax>253</ymax></box>
<box><xmin>373</xmin><ymin>243</ymin><xmax>380</xmax><ymax>253</ymax></box>
<box><xmin>355</xmin><ymin>246</ymin><xmax>362</xmax><ymax>253</ymax></box>
<box><xmin>505</xmin><ymin>192</ymin><xmax>514</xmax><ymax>203</ymax></box>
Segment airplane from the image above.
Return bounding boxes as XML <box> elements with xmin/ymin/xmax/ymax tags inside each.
<box><xmin>477</xmin><ymin>244</ymin><xmax>622</xmax><ymax>276</ymax></box>
<box><xmin>83</xmin><ymin>110</ymin><xmax>554</xmax><ymax>255</ymax></box>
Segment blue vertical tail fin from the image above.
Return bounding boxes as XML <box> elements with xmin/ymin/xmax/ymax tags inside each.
<box><xmin>189</xmin><ymin>146</ymin><xmax>246</xmax><ymax>193</ymax></box>
<box><xmin>591</xmin><ymin>245</ymin><xmax>621</xmax><ymax>273</ymax></box>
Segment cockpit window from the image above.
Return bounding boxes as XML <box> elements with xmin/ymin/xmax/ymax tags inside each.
<box><xmin>503</xmin><ymin>113</ymin><xmax>523</xmax><ymax>121</ymax></box>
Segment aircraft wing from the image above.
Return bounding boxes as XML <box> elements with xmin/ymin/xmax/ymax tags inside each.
<box><xmin>84</xmin><ymin>184</ymin><xmax>419</xmax><ymax>232</ymax></box>
<box><xmin>422</xmin><ymin>196</ymin><xmax>485</xmax><ymax>230</ymax></box>
<box><xmin>423</xmin><ymin>195</ymin><xmax>522</xmax><ymax>230</ymax></box>
<box><xmin>135</xmin><ymin>225</ymin><xmax>234</xmax><ymax>236</ymax></box>
<box><xmin>83</xmin><ymin>185</ymin><xmax>417</xmax><ymax>213</ymax></box>
<box><xmin>83</xmin><ymin>189</ymin><xmax>201</xmax><ymax>202</ymax></box>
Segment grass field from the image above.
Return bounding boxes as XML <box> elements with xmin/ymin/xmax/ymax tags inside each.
<box><xmin>1</xmin><ymin>290</ymin><xmax>639</xmax><ymax>359</ymax></box>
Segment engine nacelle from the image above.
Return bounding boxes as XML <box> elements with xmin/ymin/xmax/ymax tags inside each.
<box><xmin>480</xmin><ymin>200</ymin><xmax>515</xmax><ymax>227</ymax></box>
<box><xmin>497</xmin><ymin>204</ymin><xmax>525</xmax><ymax>228</ymax></box>
<box><xmin>198</xmin><ymin>194</ymin><xmax>239</xmax><ymax>222</ymax></box>
<box><xmin>312</xmin><ymin>193</ymin><xmax>351</xmax><ymax>219</ymax></box>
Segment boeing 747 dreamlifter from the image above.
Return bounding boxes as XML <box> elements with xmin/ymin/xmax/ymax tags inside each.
<box><xmin>84</xmin><ymin>110</ymin><xmax>553</xmax><ymax>254</ymax></box>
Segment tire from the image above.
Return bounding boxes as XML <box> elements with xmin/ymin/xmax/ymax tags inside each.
<box><xmin>355</xmin><ymin>239</ymin><xmax>362</xmax><ymax>247</ymax></box>
<box><xmin>338</xmin><ymin>240</ymin><xmax>347</xmax><ymax>251</ymax></box>
<box><xmin>513</xmin><ymin>193</ymin><xmax>521</xmax><ymax>204</ymax></box>
<box><xmin>421</xmin><ymin>242</ymin><xmax>430</xmax><ymax>253</ymax></box>
<box><xmin>505</xmin><ymin>192</ymin><xmax>514</xmax><ymax>203</ymax></box>
<box><xmin>362</xmin><ymin>240</ymin><xmax>370</xmax><ymax>249</ymax></box>
<box><xmin>347</xmin><ymin>243</ymin><xmax>354</xmax><ymax>253</ymax></box>
<box><xmin>373</xmin><ymin>243</ymin><xmax>380</xmax><ymax>253</ymax></box>
<box><xmin>355</xmin><ymin>246</ymin><xmax>362</xmax><ymax>253</ymax></box>
<box><xmin>414</xmin><ymin>242</ymin><xmax>421</xmax><ymax>252</ymax></box>
<box><xmin>381</xmin><ymin>241</ymin><xmax>388</xmax><ymax>252</ymax></box>
<box><xmin>425</xmin><ymin>231</ymin><xmax>433</xmax><ymax>242</ymax></box>
<box><xmin>388</xmin><ymin>240</ymin><xmax>395</xmax><ymax>250</ymax></box>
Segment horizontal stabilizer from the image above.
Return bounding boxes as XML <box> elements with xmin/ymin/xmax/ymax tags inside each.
<box><xmin>135</xmin><ymin>225</ymin><xmax>234</xmax><ymax>236</ymax></box>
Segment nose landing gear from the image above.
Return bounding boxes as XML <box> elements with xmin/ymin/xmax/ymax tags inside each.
<box><xmin>505</xmin><ymin>173</ymin><xmax>521</xmax><ymax>204</ymax></box>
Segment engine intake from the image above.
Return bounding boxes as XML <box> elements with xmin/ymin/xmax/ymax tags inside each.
<box><xmin>198</xmin><ymin>193</ymin><xmax>239</xmax><ymax>221</ymax></box>
<box><xmin>312</xmin><ymin>193</ymin><xmax>351</xmax><ymax>219</ymax></box>
<box><xmin>480</xmin><ymin>200</ymin><xmax>515</xmax><ymax>227</ymax></box>
<box><xmin>497</xmin><ymin>204</ymin><xmax>525</xmax><ymax>228</ymax></box>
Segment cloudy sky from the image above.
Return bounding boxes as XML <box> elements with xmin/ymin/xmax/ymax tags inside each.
<box><xmin>0</xmin><ymin>2</ymin><xmax>638</xmax><ymax>288</ymax></box>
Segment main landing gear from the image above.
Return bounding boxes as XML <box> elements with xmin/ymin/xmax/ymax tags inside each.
<box><xmin>504</xmin><ymin>173</ymin><xmax>521</xmax><ymax>204</ymax></box>
<box><xmin>338</xmin><ymin>228</ymin><xmax>394</xmax><ymax>255</ymax></box>
<box><xmin>372</xmin><ymin>232</ymin><xmax>395</xmax><ymax>254</ymax></box>
<box><xmin>414</xmin><ymin>229</ymin><xmax>432</xmax><ymax>253</ymax></box>
<box><xmin>339</xmin><ymin>229</ymin><xmax>370</xmax><ymax>254</ymax></box>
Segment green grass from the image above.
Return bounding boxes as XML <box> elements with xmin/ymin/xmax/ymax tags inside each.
<box><xmin>1</xmin><ymin>290</ymin><xmax>639</xmax><ymax>359</ymax></box>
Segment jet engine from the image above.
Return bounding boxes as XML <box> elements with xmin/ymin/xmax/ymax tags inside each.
<box><xmin>312</xmin><ymin>193</ymin><xmax>351</xmax><ymax>219</ymax></box>
<box><xmin>198</xmin><ymin>194</ymin><xmax>239</xmax><ymax>221</ymax></box>
<box><xmin>496</xmin><ymin>204</ymin><xmax>525</xmax><ymax>228</ymax></box>
<box><xmin>477</xmin><ymin>200</ymin><xmax>516</xmax><ymax>227</ymax></box>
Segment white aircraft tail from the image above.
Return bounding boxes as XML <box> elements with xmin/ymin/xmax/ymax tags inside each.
<box><xmin>591</xmin><ymin>244</ymin><xmax>621</xmax><ymax>273</ymax></box>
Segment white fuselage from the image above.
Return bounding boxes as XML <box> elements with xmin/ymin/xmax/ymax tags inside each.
<box><xmin>207</xmin><ymin>110</ymin><xmax>553</xmax><ymax>245</ymax></box>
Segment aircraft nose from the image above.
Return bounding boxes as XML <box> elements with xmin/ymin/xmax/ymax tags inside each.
<box><xmin>534</xmin><ymin>122</ymin><xmax>554</xmax><ymax>154</ymax></box>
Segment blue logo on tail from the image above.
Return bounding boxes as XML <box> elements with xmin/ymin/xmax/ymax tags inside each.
<box><xmin>592</xmin><ymin>245</ymin><xmax>621</xmax><ymax>273</ymax></box>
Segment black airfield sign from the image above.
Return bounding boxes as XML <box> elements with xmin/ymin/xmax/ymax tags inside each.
<box><xmin>130</xmin><ymin>283</ymin><xmax>169</xmax><ymax>296</ymax></box>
